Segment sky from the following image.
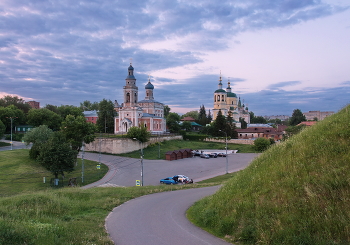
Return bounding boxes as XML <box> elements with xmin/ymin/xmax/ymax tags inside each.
<box><xmin>1</xmin><ymin>0</ymin><xmax>349</xmax><ymax>116</ymax></box>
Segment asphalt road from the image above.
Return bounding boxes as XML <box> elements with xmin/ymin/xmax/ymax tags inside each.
<box><xmin>80</xmin><ymin>152</ymin><xmax>259</xmax><ymax>188</ymax></box>
<box><xmin>106</xmin><ymin>185</ymin><xmax>232</xmax><ymax>245</ymax></box>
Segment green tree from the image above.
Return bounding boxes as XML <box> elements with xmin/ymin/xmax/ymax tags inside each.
<box><xmin>182</xmin><ymin>111</ymin><xmax>199</xmax><ymax>120</ymax></box>
<box><xmin>0</xmin><ymin>105</ymin><xmax>26</xmax><ymax>132</ymax></box>
<box><xmin>212</xmin><ymin>109</ymin><xmax>226</xmax><ymax>136</ymax></box>
<box><xmin>37</xmin><ymin>132</ymin><xmax>76</xmax><ymax>179</ymax></box>
<box><xmin>197</xmin><ymin>105</ymin><xmax>208</xmax><ymax>126</ymax></box>
<box><xmin>27</xmin><ymin>108</ymin><xmax>62</xmax><ymax>130</ymax></box>
<box><xmin>181</xmin><ymin>121</ymin><xmax>192</xmax><ymax>131</ymax></box>
<box><xmin>163</xmin><ymin>105</ymin><xmax>171</xmax><ymax>118</ymax></box>
<box><xmin>96</xmin><ymin>99</ymin><xmax>116</xmax><ymax>133</ymax></box>
<box><xmin>80</xmin><ymin>100</ymin><xmax>99</xmax><ymax>111</ymax></box>
<box><xmin>0</xmin><ymin>95</ymin><xmax>31</xmax><ymax>113</ymax></box>
<box><xmin>285</xmin><ymin>124</ymin><xmax>307</xmax><ymax>139</ymax></box>
<box><xmin>226</xmin><ymin>111</ymin><xmax>238</xmax><ymax>138</ymax></box>
<box><xmin>126</xmin><ymin>126</ymin><xmax>151</xmax><ymax>143</ymax></box>
<box><xmin>166</xmin><ymin>112</ymin><xmax>181</xmax><ymax>133</ymax></box>
<box><xmin>44</xmin><ymin>104</ymin><xmax>59</xmax><ymax>114</ymax></box>
<box><xmin>0</xmin><ymin>120</ymin><xmax>5</xmax><ymax>139</ymax></box>
<box><xmin>239</xmin><ymin>117</ymin><xmax>248</xmax><ymax>129</ymax></box>
<box><xmin>289</xmin><ymin>109</ymin><xmax>306</xmax><ymax>126</ymax></box>
<box><xmin>253</xmin><ymin>137</ymin><xmax>271</xmax><ymax>152</ymax></box>
<box><xmin>61</xmin><ymin>115</ymin><xmax>96</xmax><ymax>152</ymax></box>
<box><xmin>23</xmin><ymin>125</ymin><xmax>54</xmax><ymax>159</ymax></box>
<box><xmin>207</xmin><ymin>109</ymin><xmax>212</xmax><ymax>123</ymax></box>
<box><xmin>57</xmin><ymin>105</ymin><xmax>84</xmax><ymax>119</ymax></box>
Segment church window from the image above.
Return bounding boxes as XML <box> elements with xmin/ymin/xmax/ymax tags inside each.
<box><xmin>217</xmin><ymin>95</ymin><xmax>220</xmax><ymax>101</ymax></box>
<box><xmin>144</xmin><ymin>123</ymin><xmax>147</xmax><ymax>128</ymax></box>
<box><xmin>126</xmin><ymin>93</ymin><xmax>130</xmax><ymax>102</ymax></box>
<box><xmin>222</xmin><ymin>95</ymin><xmax>225</xmax><ymax>102</ymax></box>
<box><xmin>214</xmin><ymin>96</ymin><xmax>216</xmax><ymax>102</ymax></box>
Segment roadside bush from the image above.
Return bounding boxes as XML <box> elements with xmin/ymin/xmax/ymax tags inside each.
<box><xmin>253</xmin><ymin>138</ymin><xmax>271</xmax><ymax>152</ymax></box>
<box><xmin>5</xmin><ymin>133</ymin><xmax>24</xmax><ymax>141</ymax></box>
<box><xmin>183</xmin><ymin>134</ymin><xmax>208</xmax><ymax>141</ymax></box>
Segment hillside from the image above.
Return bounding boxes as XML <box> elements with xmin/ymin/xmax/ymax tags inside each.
<box><xmin>188</xmin><ymin>105</ymin><xmax>350</xmax><ymax>244</ymax></box>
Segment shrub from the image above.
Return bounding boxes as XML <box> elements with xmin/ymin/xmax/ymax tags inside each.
<box><xmin>253</xmin><ymin>137</ymin><xmax>270</xmax><ymax>152</ymax></box>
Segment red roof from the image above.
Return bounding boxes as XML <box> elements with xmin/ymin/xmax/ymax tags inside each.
<box><xmin>181</xmin><ymin>117</ymin><xmax>195</xmax><ymax>122</ymax></box>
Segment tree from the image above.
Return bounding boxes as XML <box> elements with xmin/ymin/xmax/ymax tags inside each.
<box><xmin>198</xmin><ymin>105</ymin><xmax>207</xmax><ymax>126</ymax></box>
<box><xmin>0</xmin><ymin>95</ymin><xmax>31</xmax><ymax>113</ymax></box>
<box><xmin>166</xmin><ymin>112</ymin><xmax>181</xmax><ymax>133</ymax></box>
<box><xmin>285</xmin><ymin>124</ymin><xmax>306</xmax><ymax>138</ymax></box>
<box><xmin>253</xmin><ymin>138</ymin><xmax>271</xmax><ymax>152</ymax></box>
<box><xmin>61</xmin><ymin>115</ymin><xmax>96</xmax><ymax>152</ymax></box>
<box><xmin>0</xmin><ymin>120</ymin><xmax>5</xmax><ymax>139</ymax></box>
<box><xmin>37</xmin><ymin>132</ymin><xmax>76</xmax><ymax>179</ymax></box>
<box><xmin>207</xmin><ymin>109</ymin><xmax>212</xmax><ymax>123</ymax></box>
<box><xmin>80</xmin><ymin>100</ymin><xmax>99</xmax><ymax>111</ymax></box>
<box><xmin>181</xmin><ymin>121</ymin><xmax>192</xmax><ymax>131</ymax></box>
<box><xmin>57</xmin><ymin>105</ymin><xmax>84</xmax><ymax>119</ymax></box>
<box><xmin>289</xmin><ymin>109</ymin><xmax>306</xmax><ymax>126</ymax></box>
<box><xmin>27</xmin><ymin>108</ymin><xmax>62</xmax><ymax>131</ymax></box>
<box><xmin>226</xmin><ymin>111</ymin><xmax>238</xmax><ymax>138</ymax></box>
<box><xmin>163</xmin><ymin>105</ymin><xmax>171</xmax><ymax>118</ymax></box>
<box><xmin>182</xmin><ymin>111</ymin><xmax>199</xmax><ymax>120</ymax></box>
<box><xmin>44</xmin><ymin>104</ymin><xmax>59</xmax><ymax>114</ymax></box>
<box><xmin>96</xmin><ymin>99</ymin><xmax>116</xmax><ymax>133</ymax></box>
<box><xmin>126</xmin><ymin>126</ymin><xmax>151</xmax><ymax>143</ymax></box>
<box><xmin>23</xmin><ymin>125</ymin><xmax>54</xmax><ymax>159</ymax></box>
<box><xmin>239</xmin><ymin>117</ymin><xmax>248</xmax><ymax>129</ymax></box>
<box><xmin>0</xmin><ymin>105</ymin><xmax>26</xmax><ymax>132</ymax></box>
<box><xmin>212</xmin><ymin>109</ymin><xmax>226</xmax><ymax>136</ymax></box>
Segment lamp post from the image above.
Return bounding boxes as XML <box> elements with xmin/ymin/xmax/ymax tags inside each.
<box><xmin>219</xmin><ymin>130</ymin><xmax>228</xmax><ymax>174</ymax></box>
<box><xmin>133</xmin><ymin>138</ymin><xmax>144</xmax><ymax>186</ymax></box>
<box><xmin>6</xmin><ymin>117</ymin><xmax>17</xmax><ymax>150</ymax></box>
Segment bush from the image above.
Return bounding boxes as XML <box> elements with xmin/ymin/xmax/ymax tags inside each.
<box><xmin>253</xmin><ymin>138</ymin><xmax>271</xmax><ymax>152</ymax></box>
<box><xmin>5</xmin><ymin>133</ymin><xmax>24</xmax><ymax>141</ymax></box>
<box><xmin>183</xmin><ymin>134</ymin><xmax>208</xmax><ymax>141</ymax></box>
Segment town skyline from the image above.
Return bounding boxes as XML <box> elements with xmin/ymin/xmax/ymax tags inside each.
<box><xmin>0</xmin><ymin>0</ymin><xmax>349</xmax><ymax>116</ymax></box>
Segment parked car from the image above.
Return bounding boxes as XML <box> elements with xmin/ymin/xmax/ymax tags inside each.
<box><xmin>160</xmin><ymin>177</ymin><xmax>177</xmax><ymax>185</ymax></box>
<box><xmin>200</xmin><ymin>154</ymin><xmax>210</xmax><ymax>159</ymax></box>
<box><xmin>173</xmin><ymin>175</ymin><xmax>193</xmax><ymax>183</ymax></box>
<box><xmin>217</xmin><ymin>153</ymin><xmax>227</xmax><ymax>157</ymax></box>
<box><xmin>192</xmin><ymin>150</ymin><xmax>201</xmax><ymax>156</ymax></box>
<box><xmin>209</xmin><ymin>153</ymin><xmax>218</xmax><ymax>158</ymax></box>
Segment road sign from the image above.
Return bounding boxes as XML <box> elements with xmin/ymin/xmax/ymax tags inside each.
<box><xmin>96</xmin><ymin>164</ymin><xmax>101</xmax><ymax>169</ymax></box>
<box><xmin>136</xmin><ymin>180</ymin><xmax>141</xmax><ymax>186</ymax></box>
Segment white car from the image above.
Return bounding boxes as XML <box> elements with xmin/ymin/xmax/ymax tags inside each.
<box><xmin>173</xmin><ymin>175</ymin><xmax>193</xmax><ymax>183</ymax></box>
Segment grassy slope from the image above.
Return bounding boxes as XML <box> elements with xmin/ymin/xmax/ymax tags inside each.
<box><xmin>188</xmin><ymin>105</ymin><xmax>350</xmax><ymax>244</ymax></box>
<box><xmin>0</xmin><ymin>150</ymin><xmax>108</xmax><ymax>197</ymax></box>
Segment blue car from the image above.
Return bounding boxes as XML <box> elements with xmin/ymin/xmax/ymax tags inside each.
<box><xmin>160</xmin><ymin>177</ymin><xmax>177</xmax><ymax>185</ymax></box>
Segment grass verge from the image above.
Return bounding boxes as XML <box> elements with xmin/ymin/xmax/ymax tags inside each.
<box><xmin>188</xmin><ymin>105</ymin><xmax>350</xmax><ymax>244</ymax></box>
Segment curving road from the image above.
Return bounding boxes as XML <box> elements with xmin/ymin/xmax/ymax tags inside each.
<box><xmin>106</xmin><ymin>185</ymin><xmax>232</xmax><ymax>245</ymax></box>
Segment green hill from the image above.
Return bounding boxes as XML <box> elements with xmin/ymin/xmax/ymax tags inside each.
<box><xmin>188</xmin><ymin>105</ymin><xmax>350</xmax><ymax>244</ymax></box>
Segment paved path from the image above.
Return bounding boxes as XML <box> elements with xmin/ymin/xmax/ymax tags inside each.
<box><xmin>106</xmin><ymin>186</ymin><xmax>232</xmax><ymax>245</ymax></box>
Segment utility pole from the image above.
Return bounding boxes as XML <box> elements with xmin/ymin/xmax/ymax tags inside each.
<box><xmin>219</xmin><ymin>130</ymin><xmax>228</xmax><ymax>174</ymax></box>
<box><xmin>6</xmin><ymin>117</ymin><xmax>17</xmax><ymax>150</ymax></box>
<box><xmin>133</xmin><ymin>138</ymin><xmax>144</xmax><ymax>186</ymax></box>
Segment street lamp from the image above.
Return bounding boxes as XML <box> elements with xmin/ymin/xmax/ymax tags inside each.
<box><xmin>133</xmin><ymin>138</ymin><xmax>144</xmax><ymax>186</ymax></box>
<box><xmin>6</xmin><ymin>117</ymin><xmax>17</xmax><ymax>150</ymax></box>
<box><xmin>219</xmin><ymin>130</ymin><xmax>228</xmax><ymax>174</ymax></box>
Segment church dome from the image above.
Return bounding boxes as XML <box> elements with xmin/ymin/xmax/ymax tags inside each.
<box><xmin>145</xmin><ymin>81</ymin><xmax>154</xmax><ymax>89</ymax></box>
<box><xmin>215</xmin><ymin>89</ymin><xmax>226</xmax><ymax>93</ymax></box>
<box><xmin>128</xmin><ymin>65</ymin><xmax>134</xmax><ymax>70</ymax></box>
<box><xmin>227</xmin><ymin>92</ymin><xmax>237</xmax><ymax>97</ymax></box>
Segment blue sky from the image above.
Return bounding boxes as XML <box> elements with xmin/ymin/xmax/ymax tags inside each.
<box><xmin>0</xmin><ymin>0</ymin><xmax>349</xmax><ymax>116</ymax></box>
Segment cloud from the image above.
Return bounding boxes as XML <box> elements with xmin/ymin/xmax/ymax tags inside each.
<box><xmin>0</xmin><ymin>0</ymin><xmax>349</xmax><ymax>116</ymax></box>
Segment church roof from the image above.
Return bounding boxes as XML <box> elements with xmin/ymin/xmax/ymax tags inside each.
<box><xmin>227</xmin><ymin>92</ymin><xmax>237</xmax><ymax>97</ymax></box>
<box><xmin>215</xmin><ymin>89</ymin><xmax>226</xmax><ymax>93</ymax></box>
<box><xmin>128</xmin><ymin>65</ymin><xmax>134</xmax><ymax>70</ymax></box>
<box><xmin>138</xmin><ymin>99</ymin><xmax>163</xmax><ymax>104</ymax></box>
<box><xmin>145</xmin><ymin>81</ymin><xmax>154</xmax><ymax>89</ymax></box>
<box><xmin>142</xmin><ymin>113</ymin><xmax>163</xmax><ymax>118</ymax></box>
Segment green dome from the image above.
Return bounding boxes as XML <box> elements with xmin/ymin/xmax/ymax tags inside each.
<box><xmin>227</xmin><ymin>92</ymin><xmax>237</xmax><ymax>97</ymax></box>
<box><xmin>215</xmin><ymin>89</ymin><xmax>226</xmax><ymax>93</ymax></box>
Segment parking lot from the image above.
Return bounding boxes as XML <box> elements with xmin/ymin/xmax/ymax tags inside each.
<box><xmin>81</xmin><ymin>152</ymin><xmax>260</xmax><ymax>187</ymax></box>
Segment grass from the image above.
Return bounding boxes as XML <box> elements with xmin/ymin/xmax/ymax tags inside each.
<box><xmin>187</xmin><ymin>105</ymin><xmax>350</xmax><ymax>244</ymax></box>
<box><xmin>0</xmin><ymin>150</ymin><xmax>108</xmax><ymax>197</ymax></box>
<box><xmin>117</xmin><ymin>139</ymin><xmax>257</xmax><ymax>159</ymax></box>
<box><xmin>0</xmin><ymin>148</ymin><xmax>232</xmax><ymax>244</ymax></box>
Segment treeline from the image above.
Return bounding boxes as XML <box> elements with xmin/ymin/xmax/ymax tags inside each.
<box><xmin>0</xmin><ymin>96</ymin><xmax>117</xmax><ymax>138</ymax></box>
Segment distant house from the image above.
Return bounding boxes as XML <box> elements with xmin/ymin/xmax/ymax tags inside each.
<box><xmin>27</xmin><ymin>101</ymin><xmax>40</xmax><ymax>109</ymax></box>
<box><xmin>297</xmin><ymin>121</ymin><xmax>317</xmax><ymax>127</ymax></box>
<box><xmin>303</xmin><ymin>111</ymin><xmax>334</xmax><ymax>121</ymax></box>
<box><xmin>83</xmin><ymin>111</ymin><xmax>98</xmax><ymax>124</ymax></box>
<box><xmin>15</xmin><ymin>125</ymin><xmax>34</xmax><ymax>133</ymax></box>
<box><xmin>236</xmin><ymin>124</ymin><xmax>286</xmax><ymax>141</ymax></box>
<box><xmin>181</xmin><ymin>117</ymin><xmax>196</xmax><ymax>122</ymax></box>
